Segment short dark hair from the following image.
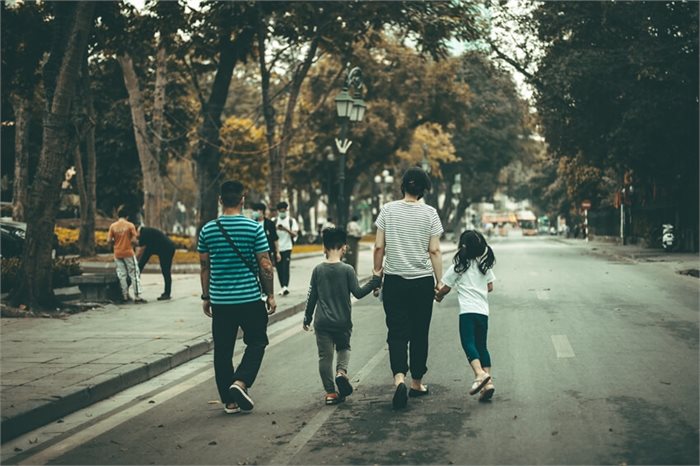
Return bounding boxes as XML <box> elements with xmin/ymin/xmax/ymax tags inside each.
<box><xmin>322</xmin><ymin>227</ymin><xmax>347</xmax><ymax>250</ymax></box>
<box><xmin>220</xmin><ymin>180</ymin><xmax>245</xmax><ymax>207</ymax></box>
<box><xmin>117</xmin><ymin>205</ymin><xmax>129</xmax><ymax>218</ymax></box>
<box><xmin>401</xmin><ymin>166</ymin><xmax>432</xmax><ymax>199</ymax></box>
<box><xmin>252</xmin><ymin>202</ymin><xmax>267</xmax><ymax>212</ymax></box>
<box><xmin>277</xmin><ymin>201</ymin><xmax>289</xmax><ymax>210</ymax></box>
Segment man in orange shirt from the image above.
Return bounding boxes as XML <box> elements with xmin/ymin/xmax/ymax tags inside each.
<box><xmin>108</xmin><ymin>207</ymin><xmax>146</xmax><ymax>303</ymax></box>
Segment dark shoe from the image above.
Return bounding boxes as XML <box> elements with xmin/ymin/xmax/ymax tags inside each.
<box><xmin>229</xmin><ymin>383</ymin><xmax>254</xmax><ymax>411</ymax></box>
<box><xmin>408</xmin><ymin>385</ymin><xmax>430</xmax><ymax>398</ymax></box>
<box><xmin>392</xmin><ymin>382</ymin><xmax>408</xmax><ymax>409</ymax></box>
<box><xmin>335</xmin><ymin>374</ymin><xmax>354</xmax><ymax>398</ymax></box>
<box><xmin>134</xmin><ymin>297</ymin><xmax>147</xmax><ymax>304</ymax></box>
<box><xmin>224</xmin><ymin>403</ymin><xmax>241</xmax><ymax>414</ymax></box>
<box><xmin>157</xmin><ymin>294</ymin><xmax>171</xmax><ymax>301</ymax></box>
<box><xmin>325</xmin><ymin>392</ymin><xmax>343</xmax><ymax>405</ymax></box>
<box><xmin>282</xmin><ymin>288</ymin><xmax>290</xmax><ymax>296</ymax></box>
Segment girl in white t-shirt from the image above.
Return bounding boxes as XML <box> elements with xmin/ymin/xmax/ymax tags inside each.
<box><xmin>435</xmin><ymin>230</ymin><xmax>496</xmax><ymax>401</ymax></box>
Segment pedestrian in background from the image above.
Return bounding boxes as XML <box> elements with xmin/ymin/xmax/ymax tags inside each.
<box><xmin>345</xmin><ymin>215</ymin><xmax>363</xmax><ymax>273</ymax></box>
<box><xmin>198</xmin><ymin>180</ymin><xmax>277</xmax><ymax>414</ymax></box>
<box><xmin>274</xmin><ymin>201</ymin><xmax>299</xmax><ymax>296</ymax></box>
<box><xmin>435</xmin><ymin>229</ymin><xmax>496</xmax><ymax>401</ymax></box>
<box><xmin>303</xmin><ymin>228</ymin><xmax>382</xmax><ymax>405</ymax></box>
<box><xmin>373</xmin><ymin>166</ymin><xmax>443</xmax><ymax>409</ymax></box>
<box><xmin>108</xmin><ymin>206</ymin><xmax>145</xmax><ymax>303</ymax></box>
<box><xmin>252</xmin><ymin>202</ymin><xmax>281</xmax><ymax>266</ymax></box>
<box><xmin>136</xmin><ymin>224</ymin><xmax>176</xmax><ymax>301</ymax></box>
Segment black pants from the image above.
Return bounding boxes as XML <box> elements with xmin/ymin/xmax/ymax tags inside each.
<box><xmin>138</xmin><ymin>247</ymin><xmax>175</xmax><ymax>296</ymax></box>
<box><xmin>276</xmin><ymin>250</ymin><xmax>292</xmax><ymax>288</ymax></box>
<box><xmin>211</xmin><ymin>301</ymin><xmax>269</xmax><ymax>403</ymax></box>
<box><xmin>382</xmin><ymin>274</ymin><xmax>435</xmax><ymax>379</ymax></box>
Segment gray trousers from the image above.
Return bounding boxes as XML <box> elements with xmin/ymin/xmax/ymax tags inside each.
<box><xmin>115</xmin><ymin>256</ymin><xmax>142</xmax><ymax>299</ymax></box>
<box><xmin>315</xmin><ymin>328</ymin><xmax>351</xmax><ymax>393</ymax></box>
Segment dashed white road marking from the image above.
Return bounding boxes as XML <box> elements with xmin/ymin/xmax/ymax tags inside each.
<box><xmin>551</xmin><ymin>335</ymin><xmax>576</xmax><ymax>358</ymax></box>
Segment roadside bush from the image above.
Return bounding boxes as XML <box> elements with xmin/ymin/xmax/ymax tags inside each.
<box><xmin>1</xmin><ymin>257</ymin><xmax>82</xmax><ymax>293</ymax></box>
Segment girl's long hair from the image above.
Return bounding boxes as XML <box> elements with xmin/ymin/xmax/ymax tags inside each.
<box><xmin>453</xmin><ymin>230</ymin><xmax>495</xmax><ymax>275</ymax></box>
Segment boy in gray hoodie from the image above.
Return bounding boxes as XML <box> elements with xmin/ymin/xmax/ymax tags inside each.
<box><xmin>303</xmin><ymin>228</ymin><xmax>382</xmax><ymax>405</ymax></box>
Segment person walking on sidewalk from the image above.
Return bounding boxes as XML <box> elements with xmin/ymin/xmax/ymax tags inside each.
<box><xmin>274</xmin><ymin>201</ymin><xmax>298</xmax><ymax>296</ymax></box>
<box><xmin>108</xmin><ymin>206</ymin><xmax>145</xmax><ymax>303</ymax></box>
<box><xmin>373</xmin><ymin>166</ymin><xmax>443</xmax><ymax>409</ymax></box>
<box><xmin>136</xmin><ymin>225</ymin><xmax>176</xmax><ymax>301</ymax></box>
<box><xmin>345</xmin><ymin>215</ymin><xmax>363</xmax><ymax>273</ymax></box>
<box><xmin>252</xmin><ymin>202</ymin><xmax>281</xmax><ymax>266</ymax></box>
<box><xmin>303</xmin><ymin>228</ymin><xmax>382</xmax><ymax>405</ymax></box>
<box><xmin>435</xmin><ymin>230</ymin><xmax>496</xmax><ymax>401</ymax></box>
<box><xmin>198</xmin><ymin>180</ymin><xmax>277</xmax><ymax>414</ymax></box>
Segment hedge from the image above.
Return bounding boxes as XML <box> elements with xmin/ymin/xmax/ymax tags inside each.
<box><xmin>0</xmin><ymin>257</ymin><xmax>82</xmax><ymax>294</ymax></box>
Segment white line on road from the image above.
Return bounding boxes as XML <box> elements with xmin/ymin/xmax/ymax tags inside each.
<box><xmin>268</xmin><ymin>347</ymin><xmax>388</xmax><ymax>465</ymax></box>
<box><xmin>551</xmin><ymin>334</ymin><xmax>576</xmax><ymax>358</ymax></box>
<box><xmin>536</xmin><ymin>289</ymin><xmax>550</xmax><ymax>300</ymax></box>
<box><xmin>15</xmin><ymin>319</ymin><xmax>307</xmax><ymax>466</ymax></box>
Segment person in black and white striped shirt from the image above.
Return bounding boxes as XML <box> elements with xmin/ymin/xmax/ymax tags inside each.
<box><xmin>373</xmin><ymin>166</ymin><xmax>443</xmax><ymax>409</ymax></box>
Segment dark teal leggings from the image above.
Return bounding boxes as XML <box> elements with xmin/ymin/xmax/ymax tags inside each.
<box><xmin>459</xmin><ymin>313</ymin><xmax>491</xmax><ymax>367</ymax></box>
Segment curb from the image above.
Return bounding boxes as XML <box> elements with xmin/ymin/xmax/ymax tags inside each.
<box><xmin>0</xmin><ymin>287</ymin><xmax>328</xmax><ymax>443</ymax></box>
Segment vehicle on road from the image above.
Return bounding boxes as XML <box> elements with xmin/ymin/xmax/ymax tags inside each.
<box><xmin>516</xmin><ymin>210</ymin><xmax>538</xmax><ymax>236</ymax></box>
<box><xmin>0</xmin><ymin>219</ymin><xmax>26</xmax><ymax>259</ymax></box>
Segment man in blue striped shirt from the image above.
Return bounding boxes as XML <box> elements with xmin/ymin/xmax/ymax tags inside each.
<box><xmin>198</xmin><ymin>180</ymin><xmax>276</xmax><ymax>414</ymax></box>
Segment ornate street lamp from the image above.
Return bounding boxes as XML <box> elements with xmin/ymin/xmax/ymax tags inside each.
<box><xmin>334</xmin><ymin>66</ymin><xmax>366</xmax><ymax>228</ymax></box>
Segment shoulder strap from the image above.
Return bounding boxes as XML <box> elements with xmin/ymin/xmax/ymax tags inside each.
<box><xmin>215</xmin><ymin>220</ymin><xmax>259</xmax><ymax>279</ymax></box>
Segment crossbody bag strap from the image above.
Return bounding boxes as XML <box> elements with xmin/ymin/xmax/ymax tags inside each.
<box><xmin>215</xmin><ymin>220</ymin><xmax>260</xmax><ymax>281</ymax></box>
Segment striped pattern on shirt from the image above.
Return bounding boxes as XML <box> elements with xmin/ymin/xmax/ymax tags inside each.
<box><xmin>197</xmin><ymin>215</ymin><xmax>269</xmax><ymax>304</ymax></box>
<box><xmin>375</xmin><ymin>200</ymin><xmax>444</xmax><ymax>279</ymax></box>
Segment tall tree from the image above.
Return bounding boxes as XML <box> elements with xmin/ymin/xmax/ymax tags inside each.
<box><xmin>1</xmin><ymin>2</ymin><xmax>50</xmax><ymax>222</ymax></box>
<box><xmin>532</xmin><ymin>2</ymin><xmax>698</xmax><ymax>244</ymax></box>
<box><xmin>10</xmin><ymin>2</ymin><xmax>95</xmax><ymax>310</ymax></box>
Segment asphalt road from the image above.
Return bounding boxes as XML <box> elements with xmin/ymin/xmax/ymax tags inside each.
<box><xmin>6</xmin><ymin>237</ymin><xmax>699</xmax><ymax>465</ymax></box>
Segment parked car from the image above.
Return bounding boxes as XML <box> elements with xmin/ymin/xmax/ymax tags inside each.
<box><xmin>0</xmin><ymin>219</ymin><xmax>26</xmax><ymax>259</ymax></box>
<box><xmin>0</xmin><ymin>219</ymin><xmax>58</xmax><ymax>259</ymax></box>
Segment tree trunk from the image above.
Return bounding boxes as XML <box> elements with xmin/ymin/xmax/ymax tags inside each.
<box><xmin>272</xmin><ymin>36</ymin><xmax>320</xmax><ymax>208</ymax></box>
<box><xmin>10</xmin><ymin>92</ymin><xmax>30</xmax><ymax>222</ymax></box>
<box><xmin>10</xmin><ymin>2</ymin><xmax>95</xmax><ymax>310</ymax></box>
<box><xmin>193</xmin><ymin>25</ymin><xmax>253</xmax><ymax>227</ymax></box>
<box><xmin>75</xmin><ymin>58</ymin><xmax>96</xmax><ymax>257</ymax></box>
<box><xmin>117</xmin><ymin>53</ymin><xmax>163</xmax><ymax>228</ymax></box>
<box><xmin>257</xmin><ymin>20</ymin><xmax>280</xmax><ymax>207</ymax></box>
<box><xmin>152</xmin><ymin>44</ymin><xmax>167</xmax><ymax>176</ymax></box>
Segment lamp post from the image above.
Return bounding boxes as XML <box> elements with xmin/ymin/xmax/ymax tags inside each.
<box><xmin>374</xmin><ymin>170</ymin><xmax>394</xmax><ymax>211</ymax></box>
<box><xmin>334</xmin><ymin>66</ymin><xmax>366</xmax><ymax>229</ymax></box>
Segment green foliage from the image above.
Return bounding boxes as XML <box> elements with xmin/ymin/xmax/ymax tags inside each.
<box><xmin>1</xmin><ymin>258</ymin><xmax>81</xmax><ymax>294</ymax></box>
<box><xmin>533</xmin><ymin>2</ymin><xmax>698</xmax><ymax>206</ymax></box>
<box><xmin>451</xmin><ymin>51</ymin><xmax>531</xmax><ymax>201</ymax></box>
<box><xmin>219</xmin><ymin>117</ymin><xmax>268</xmax><ymax>195</ymax></box>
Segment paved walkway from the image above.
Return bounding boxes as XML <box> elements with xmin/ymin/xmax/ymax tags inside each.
<box><xmin>2</xmin><ymin>237</ymin><xmax>696</xmax><ymax>443</ymax></box>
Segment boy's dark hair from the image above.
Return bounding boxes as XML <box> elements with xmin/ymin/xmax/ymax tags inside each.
<box><xmin>277</xmin><ymin>201</ymin><xmax>289</xmax><ymax>210</ymax></box>
<box><xmin>401</xmin><ymin>166</ymin><xmax>432</xmax><ymax>199</ymax></box>
<box><xmin>117</xmin><ymin>205</ymin><xmax>129</xmax><ymax>218</ymax></box>
<box><xmin>453</xmin><ymin>229</ymin><xmax>496</xmax><ymax>275</ymax></box>
<box><xmin>220</xmin><ymin>180</ymin><xmax>245</xmax><ymax>207</ymax></box>
<box><xmin>322</xmin><ymin>227</ymin><xmax>347</xmax><ymax>250</ymax></box>
<box><xmin>252</xmin><ymin>202</ymin><xmax>266</xmax><ymax>212</ymax></box>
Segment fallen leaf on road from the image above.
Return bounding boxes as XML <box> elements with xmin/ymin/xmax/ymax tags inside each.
<box><xmin>208</xmin><ymin>400</ymin><xmax>220</xmax><ymax>404</ymax></box>
<box><xmin>551</xmin><ymin>431</ymin><xmax>558</xmax><ymax>436</ymax></box>
<box><xmin>208</xmin><ymin>441</ymin><xmax>217</xmax><ymax>446</ymax></box>
<box><xmin>148</xmin><ymin>400</ymin><xmax>156</xmax><ymax>404</ymax></box>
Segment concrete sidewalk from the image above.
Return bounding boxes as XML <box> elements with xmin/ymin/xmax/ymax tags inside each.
<box><xmin>0</xmin><ymin>241</ymin><xmax>457</xmax><ymax>442</ymax></box>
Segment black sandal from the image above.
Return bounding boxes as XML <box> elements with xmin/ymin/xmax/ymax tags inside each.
<box><xmin>392</xmin><ymin>382</ymin><xmax>408</xmax><ymax>409</ymax></box>
<box><xmin>408</xmin><ymin>385</ymin><xmax>429</xmax><ymax>397</ymax></box>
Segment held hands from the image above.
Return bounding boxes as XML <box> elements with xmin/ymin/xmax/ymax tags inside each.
<box><xmin>266</xmin><ymin>295</ymin><xmax>277</xmax><ymax>315</ymax></box>
<box><xmin>372</xmin><ymin>267</ymin><xmax>383</xmax><ymax>277</ymax></box>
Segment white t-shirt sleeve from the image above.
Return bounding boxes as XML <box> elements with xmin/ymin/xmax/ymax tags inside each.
<box><xmin>486</xmin><ymin>268</ymin><xmax>496</xmax><ymax>283</ymax></box>
<box><xmin>375</xmin><ymin>205</ymin><xmax>386</xmax><ymax>231</ymax></box>
<box><xmin>442</xmin><ymin>264</ymin><xmax>458</xmax><ymax>287</ymax></box>
<box><xmin>430</xmin><ymin>208</ymin><xmax>443</xmax><ymax>237</ymax></box>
